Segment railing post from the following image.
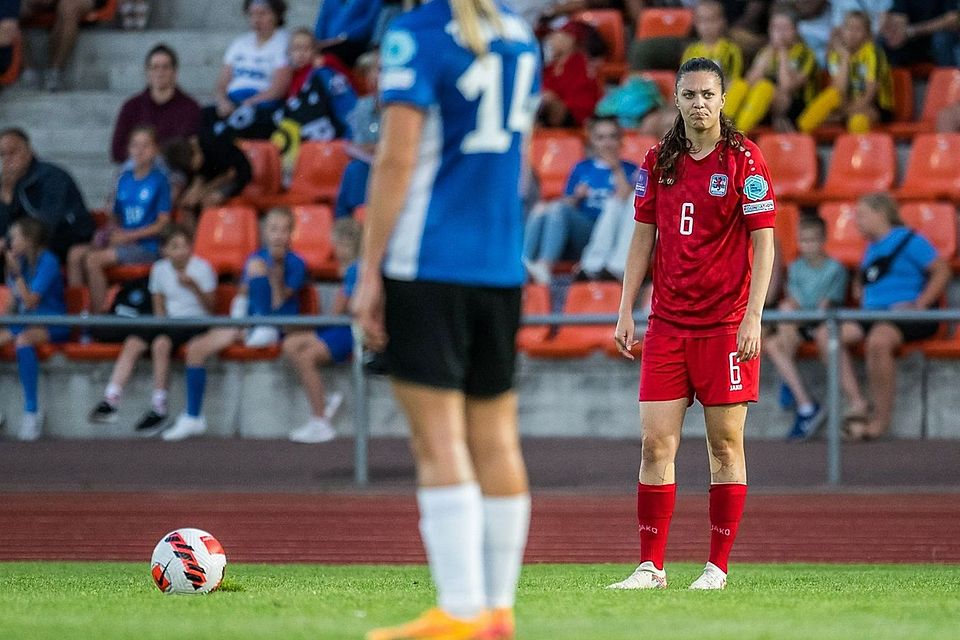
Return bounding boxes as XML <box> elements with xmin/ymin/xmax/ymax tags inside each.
<box><xmin>825</xmin><ymin>313</ymin><xmax>842</xmax><ymax>485</ymax></box>
<box><xmin>351</xmin><ymin>323</ymin><xmax>369</xmax><ymax>487</ymax></box>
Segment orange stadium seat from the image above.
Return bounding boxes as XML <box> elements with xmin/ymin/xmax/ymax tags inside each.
<box><xmin>516</xmin><ymin>284</ymin><xmax>551</xmax><ymax>353</ymax></box>
<box><xmin>797</xmin><ymin>134</ymin><xmax>895</xmax><ymax>206</ymax></box>
<box><xmin>524</xmin><ymin>281</ymin><xmax>621</xmax><ymax>358</ymax></box>
<box><xmin>258</xmin><ymin>140</ymin><xmax>351</xmax><ymax>208</ymax></box>
<box><xmin>756</xmin><ymin>133</ymin><xmax>817</xmax><ymax>201</ymax></box>
<box><xmin>22</xmin><ymin>0</ymin><xmax>117</xmax><ymax>27</ymax></box>
<box><xmin>889</xmin><ymin>68</ymin><xmax>914</xmax><ymax>124</ymax></box>
<box><xmin>61</xmin><ymin>286</ymin><xmax>128</xmax><ymax>361</ymax></box>
<box><xmin>621</xmin><ymin>132</ymin><xmax>658</xmax><ymax>165</ymax></box>
<box><xmin>104</xmin><ymin>264</ymin><xmax>152</xmax><ymax>283</ymax></box>
<box><xmin>0</xmin><ymin>285</ymin><xmax>10</xmax><ymax>313</ymax></box>
<box><xmin>774</xmin><ymin>202</ymin><xmax>801</xmax><ymax>266</ymax></box>
<box><xmin>233</xmin><ymin>140</ymin><xmax>282</xmax><ymax>205</ymax></box>
<box><xmin>895</xmin><ymin>133</ymin><xmax>960</xmax><ymax>203</ymax></box>
<box><xmin>530</xmin><ymin>130</ymin><xmax>585</xmax><ymax>200</ymax></box>
<box><xmin>194</xmin><ymin>206</ymin><xmax>259</xmax><ymax>276</ymax></box>
<box><xmin>573</xmin><ymin>9</ymin><xmax>626</xmax><ymax>81</ymax></box>
<box><xmin>0</xmin><ymin>34</ymin><xmax>22</xmax><ymax>87</ymax></box>
<box><xmin>898</xmin><ymin>201</ymin><xmax>957</xmax><ymax>260</ymax></box>
<box><xmin>636</xmin><ymin>8</ymin><xmax>694</xmax><ymax>39</ymax></box>
<box><xmin>819</xmin><ymin>201</ymin><xmax>867</xmax><ymax>268</ymax></box>
<box><xmin>291</xmin><ymin>204</ymin><xmax>338</xmax><ymax>279</ymax></box>
<box><xmin>636</xmin><ymin>69</ymin><xmax>675</xmax><ymax>103</ymax></box>
<box><xmin>887</xmin><ymin>67</ymin><xmax>960</xmax><ymax>138</ymax></box>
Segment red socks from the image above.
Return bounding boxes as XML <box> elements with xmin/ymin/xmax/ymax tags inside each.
<box><xmin>708</xmin><ymin>483</ymin><xmax>747</xmax><ymax>574</ymax></box>
<box><xmin>636</xmin><ymin>482</ymin><xmax>676</xmax><ymax>570</ymax></box>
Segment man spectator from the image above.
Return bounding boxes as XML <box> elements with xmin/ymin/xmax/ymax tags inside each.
<box><xmin>881</xmin><ymin>1</ymin><xmax>960</xmax><ymax>67</ymax></box>
<box><xmin>0</xmin><ymin>128</ymin><xmax>94</xmax><ymax>264</ymax></box>
<box><xmin>19</xmin><ymin>0</ymin><xmax>104</xmax><ymax>91</ymax></box>
<box><xmin>110</xmin><ymin>44</ymin><xmax>202</xmax><ymax>165</ymax></box>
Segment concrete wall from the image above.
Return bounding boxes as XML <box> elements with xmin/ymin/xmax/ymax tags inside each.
<box><xmin>0</xmin><ymin>352</ymin><xmax>951</xmax><ymax>440</ymax></box>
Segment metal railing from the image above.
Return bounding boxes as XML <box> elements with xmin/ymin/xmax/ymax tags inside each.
<box><xmin>1</xmin><ymin>308</ymin><xmax>957</xmax><ymax>487</ymax></box>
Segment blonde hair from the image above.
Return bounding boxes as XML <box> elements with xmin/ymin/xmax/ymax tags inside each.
<box><xmin>451</xmin><ymin>0</ymin><xmax>504</xmax><ymax>57</ymax></box>
<box><xmin>859</xmin><ymin>192</ymin><xmax>903</xmax><ymax>226</ymax></box>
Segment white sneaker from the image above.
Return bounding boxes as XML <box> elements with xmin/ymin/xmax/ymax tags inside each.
<box><xmin>689</xmin><ymin>562</ymin><xmax>727</xmax><ymax>590</ymax></box>
<box><xmin>289</xmin><ymin>417</ymin><xmax>336</xmax><ymax>443</ymax></box>
<box><xmin>18</xmin><ymin>411</ymin><xmax>43</xmax><ymax>441</ymax></box>
<box><xmin>323</xmin><ymin>392</ymin><xmax>344</xmax><ymax>421</ymax></box>
<box><xmin>524</xmin><ymin>259</ymin><xmax>552</xmax><ymax>286</ymax></box>
<box><xmin>229</xmin><ymin>294</ymin><xmax>248</xmax><ymax>319</ymax></box>
<box><xmin>607</xmin><ymin>561</ymin><xmax>667</xmax><ymax>589</ymax></box>
<box><xmin>244</xmin><ymin>326</ymin><xmax>280</xmax><ymax>347</ymax></box>
<box><xmin>162</xmin><ymin>414</ymin><xmax>207</xmax><ymax>441</ymax></box>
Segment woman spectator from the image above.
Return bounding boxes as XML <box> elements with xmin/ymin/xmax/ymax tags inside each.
<box><xmin>163</xmin><ymin>134</ymin><xmax>252</xmax><ymax>224</ymax></box>
<box><xmin>819</xmin><ymin>193</ymin><xmax>950</xmax><ymax>442</ymax></box>
<box><xmin>538</xmin><ymin>19</ymin><xmax>600</xmax><ymax>127</ymax></box>
<box><xmin>110</xmin><ymin>44</ymin><xmax>202</xmax><ymax>165</ymax></box>
<box><xmin>204</xmin><ymin>0</ymin><xmax>291</xmax><ymax>138</ymax></box>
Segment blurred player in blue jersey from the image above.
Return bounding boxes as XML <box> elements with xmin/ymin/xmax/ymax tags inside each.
<box><xmin>352</xmin><ymin>1</ymin><xmax>540</xmax><ymax>639</ymax></box>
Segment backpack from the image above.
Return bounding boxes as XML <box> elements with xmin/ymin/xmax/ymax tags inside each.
<box><xmin>90</xmin><ymin>278</ymin><xmax>154</xmax><ymax>343</ymax></box>
<box><xmin>595</xmin><ymin>76</ymin><xmax>664</xmax><ymax>128</ymax></box>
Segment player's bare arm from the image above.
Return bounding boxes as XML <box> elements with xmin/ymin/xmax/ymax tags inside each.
<box><xmin>615</xmin><ymin>222</ymin><xmax>656</xmax><ymax>360</ymax></box>
<box><xmin>738</xmin><ymin>227</ymin><xmax>775</xmax><ymax>362</ymax></box>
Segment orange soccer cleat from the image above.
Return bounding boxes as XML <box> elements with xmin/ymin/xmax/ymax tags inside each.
<box><xmin>366</xmin><ymin>608</ymin><xmax>491</xmax><ymax>640</ymax></box>
<box><xmin>477</xmin><ymin>608</ymin><xmax>515</xmax><ymax>640</ymax></box>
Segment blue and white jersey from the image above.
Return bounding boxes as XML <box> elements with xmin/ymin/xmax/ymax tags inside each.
<box><xmin>565</xmin><ymin>159</ymin><xmax>639</xmax><ymax>222</ymax></box>
<box><xmin>114</xmin><ymin>165</ymin><xmax>171</xmax><ymax>253</ymax></box>
<box><xmin>379</xmin><ymin>0</ymin><xmax>541</xmax><ymax>287</ymax></box>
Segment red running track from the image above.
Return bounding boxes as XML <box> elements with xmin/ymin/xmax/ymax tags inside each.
<box><xmin>1</xmin><ymin>492</ymin><xmax>958</xmax><ymax>564</ymax></box>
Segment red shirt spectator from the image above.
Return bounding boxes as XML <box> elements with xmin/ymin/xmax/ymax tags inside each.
<box><xmin>540</xmin><ymin>22</ymin><xmax>601</xmax><ymax>126</ymax></box>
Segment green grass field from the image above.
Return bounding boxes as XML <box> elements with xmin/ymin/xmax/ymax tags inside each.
<box><xmin>1</xmin><ymin>562</ymin><xmax>958</xmax><ymax>639</ymax></box>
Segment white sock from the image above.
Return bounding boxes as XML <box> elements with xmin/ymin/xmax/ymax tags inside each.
<box><xmin>151</xmin><ymin>389</ymin><xmax>168</xmax><ymax>415</ymax></box>
<box><xmin>105</xmin><ymin>384</ymin><xmax>122</xmax><ymax>406</ymax></box>
<box><xmin>417</xmin><ymin>483</ymin><xmax>485</xmax><ymax>620</ymax></box>
<box><xmin>483</xmin><ymin>494</ymin><xmax>531</xmax><ymax>609</ymax></box>
<box><xmin>797</xmin><ymin>403</ymin><xmax>816</xmax><ymax>416</ymax></box>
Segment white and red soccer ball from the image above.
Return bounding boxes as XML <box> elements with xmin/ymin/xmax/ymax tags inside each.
<box><xmin>151</xmin><ymin>528</ymin><xmax>226</xmax><ymax>594</ymax></box>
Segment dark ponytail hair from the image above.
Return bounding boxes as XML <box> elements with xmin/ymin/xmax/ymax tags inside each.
<box><xmin>655</xmin><ymin>57</ymin><xmax>744</xmax><ymax>186</ymax></box>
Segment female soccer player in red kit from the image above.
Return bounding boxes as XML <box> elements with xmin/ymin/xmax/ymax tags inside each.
<box><xmin>608</xmin><ymin>57</ymin><xmax>776</xmax><ymax>591</ymax></box>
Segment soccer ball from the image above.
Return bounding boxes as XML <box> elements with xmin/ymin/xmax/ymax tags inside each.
<box><xmin>150</xmin><ymin>528</ymin><xmax>227</xmax><ymax>594</ymax></box>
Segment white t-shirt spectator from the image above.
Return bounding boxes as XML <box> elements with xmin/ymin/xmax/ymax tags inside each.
<box><xmin>148</xmin><ymin>256</ymin><xmax>217</xmax><ymax>317</ymax></box>
<box><xmin>223</xmin><ymin>30</ymin><xmax>290</xmax><ymax>103</ymax></box>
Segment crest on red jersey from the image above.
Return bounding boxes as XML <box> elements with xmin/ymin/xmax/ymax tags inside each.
<box><xmin>709</xmin><ymin>173</ymin><xmax>728</xmax><ymax>197</ymax></box>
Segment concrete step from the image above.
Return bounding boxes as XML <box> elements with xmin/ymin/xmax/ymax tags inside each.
<box><xmin>150</xmin><ymin>0</ymin><xmax>317</xmax><ymax>31</ymax></box>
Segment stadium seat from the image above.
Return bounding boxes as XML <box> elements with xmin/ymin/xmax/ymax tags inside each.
<box><xmin>887</xmin><ymin>67</ymin><xmax>960</xmax><ymax>138</ymax></box>
<box><xmin>524</xmin><ymin>281</ymin><xmax>621</xmax><ymax>358</ymax></box>
<box><xmin>635</xmin><ymin>8</ymin><xmax>694</xmax><ymax>39</ymax></box>
<box><xmin>232</xmin><ymin>140</ymin><xmax>283</xmax><ymax>205</ymax></box>
<box><xmin>105</xmin><ymin>264</ymin><xmax>152</xmax><ymax>283</ymax></box>
<box><xmin>530</xmin><ymin>130</ymin><xmax>585</xmax><ymax>200</ymax></box>
<box><xmin>0</xmin><ymin>285</ymin><xmax>10</xmax><ymax>313</ymax></box>
<box><xmin>194</xmin><ymin>206</ymin><xmax>259</xmax><ymax>276</ymax></box>
<box><xmin>895</xmin><ymin>133</ymin><xmax>960</xmax><ymax>203</ymax></box>
<box><xmin>0</xmin><ymin>286</ymin><xmax>88</xmax><ymax>361</ymax></box>
<box><xmin>898</xmin><ymin>201</ymin><xmax>957</xmax><ymax>259</ymax></box>
<box><xmin>636</xmin><ymin>69</ymin><xmax>675</xmax><ymax>103</ymax></box>
<box><xmin>774</xmin><ymin>202</ymin><xmax>801</xmax><ymax>265</ymax></box>
<box><xmin>22</xmin><ymin>0</ymin><xmax>117</xmax><ymax>27</ymax></box>
<box><xmin>290</xmin><ymin>204</ymin><xmax>338</xmax><ymax>279</ymax></box>
<box><xmin>755</xmin><ymin>133</ymin><xmax>817</xmax><ymax>201</ymax></box>
<box><xmin>818</xmin><ymin>201</ymin><xmax>867</xmax><ymax>268</ymax></box>
<box><xmin>621</xmin><ymin>132</ymin><xmax>658</xmax><ymax>165</ymax></box>
<box><xmin>798</xmin><ymin>134</ymin><xmax>895</xmax><ymax>205</ymax></box>
<box><xmin>60</xmin><ymin>287</ymin><xmax>127</xmax><ymax>361</ymax></box>
<box><xmin>0</xmin><ymin>34</ymin><xmax>22</xmax><ymax>87</ymax></box>
<box><xmin>889</xmin><ymin>68</ymin><xmax>914</xmax><ymax>124</ymax></box>
<box><xmin>516</xmin><ymin>284</ymin><xmax>551</xmax><ymax>353</ymax></box>
<box><xmin>573</xmin><ymin>10</ymin><xmax>626</xmax><ymax>81</ymax></box>
<box><xmin>256</xmin><ymin>140</ymin><xmax>351</xmax><ymax>207</ymax></box>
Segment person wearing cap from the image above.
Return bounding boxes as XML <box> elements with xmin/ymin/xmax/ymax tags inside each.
<box><xmin>538</xmin><ymin>18</ymin><xmax>601</xmax><ymax>127</ymax></box>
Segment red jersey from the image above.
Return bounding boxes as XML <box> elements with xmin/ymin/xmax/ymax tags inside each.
<box><xmin>634</xmin><ymin>137</ymin><xmax>776</xmax><ymax>336</ymax></box>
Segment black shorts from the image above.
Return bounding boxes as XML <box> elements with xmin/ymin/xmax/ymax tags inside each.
<box><xmin>0</xmin><ymin>0</ymin><xmax>19</xmax><ymax>20</ymax></box>
<box><xmin>858</xmin><ymin>320</ymin><xmax>938</xmax><ymax>343</ymax></box>
<box><xmin>383</xmin><ymin>278</ymin><xmax>522</xmax><ymax>397</ymax></box>
<box><xmin>128</xmin><ymin>327</ymin><xmax>206</xmax><ymax>351</ymax></box>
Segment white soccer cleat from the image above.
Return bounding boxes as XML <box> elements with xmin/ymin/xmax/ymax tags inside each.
<box><xmin>162</xmin><ymin>414</ymin><xmax>207</xmax><ymax>441</ymax></box>
<box><xmin>17</xmin><ymin>411</ymin><xmax>43</xmax><ymax>441</ymax></box>
<box><xmin>244</xmin><ymin>326</ymin><xmax>280</xmax><ymax>348</ymax></box>
<box><xmin>607</xmin><ymin>561</ymin><xmax>667</xmax><ymax>589</ymax></box>
<box><xmin>289</xmin><ymin>417</ymin><xmax>336</xmax><ymax>444</ymax></box>
<box><xmin>689</xmin><ymin>562</ymin><xmax>727</xmax><ymax>590</ymax></box>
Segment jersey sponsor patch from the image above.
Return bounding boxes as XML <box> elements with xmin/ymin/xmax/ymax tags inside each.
<box><xmin>709</xmin><ymin>173</ymin><xmax>728</xmax><ymax>196</ymax></box>
<box><xmin>743</xmin><ymin>174</ymin><xmax>769</xmax><ymax>201</ymax></box>
<box><xmin>635</xmin><ymin>168</ymin><xmax>649</xmax><ymax>197</ymax></box>
<box><xmin>742</xmin><ymin>199</ymin><xmax>775</xmax><ymax>215</ymax></box>
<box><xmin>382</xmin><ymin>29</ymin><xmax>418</xmax><ymax>67</ymax></box>
<box><xmin>381</xmin><ymin>68</ymin><xmax>417</xmax><ymax>91</ymax></box>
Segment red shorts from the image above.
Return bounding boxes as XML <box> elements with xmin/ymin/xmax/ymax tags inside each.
<box><xmin>638</xmin><ymin>331</ymin><xmax>760</xmax><ymax>406</ymax></box>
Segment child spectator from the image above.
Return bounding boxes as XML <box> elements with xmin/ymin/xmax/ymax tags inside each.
<box><xmin>736</xmin><ymin>4</ymin><xmax>818</xmax><ymax>133</ymax></box>
<box><xmin>284</xmin><ymin>217</ymin><xmax>360</xmax><ymax>443</ymax></box>
<box><xmin>797</xmin><ymin>10</ymin><xmax>894</xmax><ymax>134</ymax></box>
<box><xmin>68</xmin><ymin>127</ymin><xmax>170</xmax><ymax>313</ymax></box>
<box><xmin>287</xmin><ymin>27</ymin><xmax>315</xmax><ymax>98</ymax></box>
<box><xmin>161</xmin><ymin>207</ymin><xmax>307</xmax><ymax>441</ymax></box>
<box><xmin>0</xmin><ymin>217</ymin><xmax>69</xmax><ymax>440</ymax></box>
<box><xmin>681</xmin><ymin>1</ymin><xmax>748</xmax><ymax>116</ymax></box>
<box><xmin>524</xmin><ymin>116</ymin><xmax>637</xmax><ymax>285</ymax></box>
<box><xmin>87</xmin><ymin>224</ymin><xmax>216</xmax><ymax>433</ymax></box>
<box><xmin>110</xmin><ymin>44</ymin><xmax>202</xmax><ymax>165</ymax></box>
<box><xmin>163</xmin><ymin>134</ymin><xmax>252</xmax><ymax>223</ymax></box>
<box><xmin>763</xmin><ymin>215</ymin><xmax>848</xmax><ymax>441</ymax></box>
<box><xmin>538</xmin><ymin>20</ymin><xmax>601</xmax><ymax>127</ymax></box>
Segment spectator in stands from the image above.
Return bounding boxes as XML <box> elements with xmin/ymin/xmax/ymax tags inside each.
<box><xmin>284</xmin><ymin>217</ymin><xmax>360</xmax><ymax>444</ymax></box>
<box><xmin>163</xmin><ymin>134</ymin><xmax>252</xmax><ymax>224</ymax></box>
<box><xmin>794</xmin><ymin>0</ymin><xmax>832</xmax><ymax>66</ymax></box>
<box><xmin>763</xmin><ymin>214</ymin><xmax>848</xmax><ymax>441</ymax></box>
<box><xmin>19</xmin><ymin>0</ymin><xmax>105</xmax><ymax>90</ymax></box>
<box><xmin>820</xmin><ymin>193</ymin><xmax>950</xmax><ymax>442</ymax></box>
<box><xmin>0</xmin><ymin>127</ymin><xmax>94</xmax><ymax>264</ymax></box>
<box><xmin>287</xmin><ymin>27</ymin><xmax>315</xmax><ymax>98</ymax></box>
<box><xmin>162</xmin><ymin>207</ymin><xmax>307</xmax><ymax>441</ymax></box>
<box><xmin>0</xmin><ymin>0</ymin><xmax>19</xmax><ymax>80</ymax></box>
<box><xmin>87</xmin><ymin>224</ymin><xmax>216</xmax><ymax>433</ymax></box>
<box><xmin>524</xmin><ymin>116</ymin><xmax>637</xmax><ymax>285</ymax></box>
<box><xmin>881</xmin><ymin>1</ymin><xmax>960</xmax><ymax>67</ymax></box>
<box><xmin>110</xmin><ymin>44</ymin><xmax>201</xmax><ymax>165</ymax></box>
<box><xmin>797</xmin><ymin>10</ymin><xmax>894</xmax><ymax>134</ymax></box>
<box><xmin>314</xmin><ymin>0</ymin><xmax>381</xmax><ymax>68</ymax></box>
<box><xmin>335</xmin><ymin>55</ymin><xmax>379</xmax><ymax>220</ymax></box>
<box><xmin>0</xmin><ymin>217</ymin><xmax>70</xmax><ymax>440</ymax></box>
<box><xmin>68</xmin><ymin>127</ymin><xmax>170</xmax><ymax>313</ymax></box>
<box><xmin>735</xmin><ymin>4</ymin><xmax>818</xmax><ymax>133</ymax></box>
<box><xmin>538</xmin><ymin>19</ymin><xmax>600</xmax><ymax>127</ymax></box>
<box><xmin>204</xmin><ymin>0</ymin><xmax>291</xmax><ymax>139</ymax></box>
